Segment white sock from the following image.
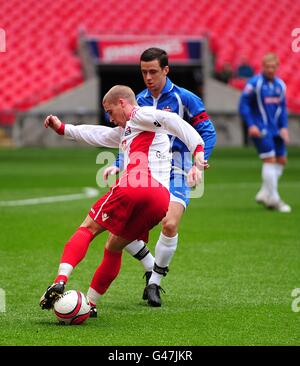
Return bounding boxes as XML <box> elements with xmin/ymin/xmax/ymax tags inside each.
<box><xmin>258</xmin><ymin>172</ymin><xmax>268</xmax><ymax>195</ymax></box>
<box><xmin>125</xmin><ymin>240</ymin><xmax>145</xmax><ymax>256</ymax></box>
<box><xmin>262</xmin><ymin>162</ymin><xmax>280</xmax><ymax>202</ymax></box>
<box><xmin>86</xmin><ymin>287</ymin><xmax>102</xmax><ymax>306</ymax></box>
<box><xmin>149</xmin><ymin>271</ymin><xmax>164</xmax><ymax>286</ymax></box>
<box><xmin>149</xmin><ymin>232</ymin><xmax>178</xmax><ymax>286</ymax></box>
<box><xmin>275</xmin><ymin>163</ymin><xmax>284</xmax><ymax>179</ymax></box>
<box><xmin>57</xmin><ymin>263</ymin><xmax>73</xmax><ymax>278</ymax></box>
<box><xmin>125</xmin><ymin>240</ymin><xmax>154</xmax><ymax>272</ymax></box>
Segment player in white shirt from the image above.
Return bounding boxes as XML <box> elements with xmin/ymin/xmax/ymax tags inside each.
<box><xmin>104</xmin><ymin>48</ymin><xmax>216</xmax><ymax>307</ymax></box>
<box><xmin>39</xmin><ymin>85</ymin><xmax>205</xmax><ymax>313</ymax></box>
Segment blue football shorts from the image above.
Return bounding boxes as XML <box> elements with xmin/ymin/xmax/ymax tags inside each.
<box><xmin>252</xmin><ymin>131</ymin><xmax>286</xmax><ymax>159</ymax></box>
<box><xmin>170</xmin><ymin>133</ymin><xmax>216</xmax><ymax>208</ymax></box>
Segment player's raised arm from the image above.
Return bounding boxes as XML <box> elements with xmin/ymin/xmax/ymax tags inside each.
<box><xmin>64</xmin><ymin>124</ymin><xmax>122</xmax><ymax>148</ymax></box>
<box><xmin>157</xmin><ymin>110</ymin><xmax>207</xmax><ymax>185</ymax></box>
<box><xmin>44</xmin><ymin>115</ymin><xmax>122</xmax><ymax>148</ymax></box>
<box><xmin>44</xmin><ymin>115</ymin><xmax>64</xmax><ymax>134</ymax></box>
<box><xmin>129</xmin><ymin>108</ymin><xmax>206</xmax><ymax>169</ymax></box>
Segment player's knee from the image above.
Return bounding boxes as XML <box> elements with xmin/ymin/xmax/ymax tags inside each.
<box><xmin>80</xmin><ymin>218</ymin><xmax>101</xmax><ymax>236</ymax></box>
<box><xmin>162</xmin><ymin>218</ymin><xmax>178</xmax><ymax>237</ymax></box>
<box><xmin>276</xmin><ymin>156</ymin><xmax>287</xmax><ymax>165</ymax></box>
<box><xmin>262</xmin><ymin>157</ymin><xmax>276</xmax><ymax>163</ymax></box>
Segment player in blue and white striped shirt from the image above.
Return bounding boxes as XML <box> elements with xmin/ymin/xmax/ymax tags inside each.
<box><xmin>239</xmin><ymin>53</ymin><xmax>291</xmax><ymax>213</ymax></box>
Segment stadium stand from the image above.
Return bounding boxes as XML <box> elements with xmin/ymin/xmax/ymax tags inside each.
<box><xmin>1</xmin><ymin>0</ymin><xmax>300</xmax><ymax>132</ymax></box>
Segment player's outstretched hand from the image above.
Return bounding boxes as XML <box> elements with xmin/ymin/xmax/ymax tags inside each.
<box><xmin>44</xmin><ymin>115</ymin><xmax>62</xmax><ymax>132</ymax></box>
<box><xmin>187</xmin><ymin>165</ymin><xmax>203</xmax><ymax>187</ymax></box>
<box><xmin>194</xmin><ymin>151</ymin><xmax>209</xmax><ymax>170</ymax></box>
<box><xmin>103</xmin><ymin>166</ymin><xmax>120</xmax><ymax>181</ymax></box>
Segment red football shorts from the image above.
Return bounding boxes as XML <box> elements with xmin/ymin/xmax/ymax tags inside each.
<box><xmin>89</xmin><ymin>172</ymin><xmax>170</xmax><ymax>243</ymax></box>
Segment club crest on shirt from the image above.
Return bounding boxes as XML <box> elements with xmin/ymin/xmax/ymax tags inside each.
<box><xmin>125</xmin><ymin>126</ymin><xmax>131</xmax><ymax>136</ymax></box>
<box><xmin>154</xmin><ymin>120</ymin><xmax>161</xmax><ymax>127</ymax></box>
<box><xmin>163</xmin><ymin>106</ymin><xmax>172</xmax><ymax>112</ymax></box>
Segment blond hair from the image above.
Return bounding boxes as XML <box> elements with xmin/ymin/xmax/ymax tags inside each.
<box><xmin>263</xmin><ymin>53</ymin><xmax>279</xmax><ymax>65</ymax></box>
<box><xmin>103</xmin><ymin>85</ymin><xmax>136</xmax><ymax>105</ymax></box>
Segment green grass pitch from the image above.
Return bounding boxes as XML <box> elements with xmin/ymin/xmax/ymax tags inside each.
<box><xmin>0</xmin><ymin>146</ymin><xmax>299</xmax><ymax>346</ymax></box>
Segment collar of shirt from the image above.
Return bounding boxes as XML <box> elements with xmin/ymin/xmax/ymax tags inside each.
<box><xmin>144</xmin><ymin>77</ymin><xmax>174</xmax><ymax>98</ymax></box>
<box><xmin>261</xmin><ymin>73</ymin><xmax>277</xmax><ymax>85</ymax></box>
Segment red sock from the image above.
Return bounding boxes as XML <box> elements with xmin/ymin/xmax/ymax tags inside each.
<box><xmin>90</xmin><ymin>248</ymin><xmax>122</xmax><ymax>295</ymax></box>
<box><xmin>55</xmin><ymin>275</ymin><xmax>68</xmax><ymax>283</ymax></box>
<box><xmin>54</xmin><ymin>227</ymin><xmax>94</xmax><ymax>283</ymax></box>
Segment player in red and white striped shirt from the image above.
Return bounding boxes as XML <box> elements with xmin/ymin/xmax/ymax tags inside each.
<box><xmin>39</xmin><ymin>85</ymin><xmax>205</xmax><ymax>312</ymax></box>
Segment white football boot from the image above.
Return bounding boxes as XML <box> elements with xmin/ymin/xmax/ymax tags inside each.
<box><xmin>255</xmin><ymin>189</ymin><xmax>269</xmax><ymax>206</ymax></box>
<box><xmin>266</xmin><ymin>198</ymin><xmax>292</xmax><ymax>213</ymax></box>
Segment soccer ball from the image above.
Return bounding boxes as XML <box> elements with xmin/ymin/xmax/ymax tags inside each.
<box><xmin>53</xmin><ymin>290</ymin><xmax>91</xmax><ymax>325</ymax></box>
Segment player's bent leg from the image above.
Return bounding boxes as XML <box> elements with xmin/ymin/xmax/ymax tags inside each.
<box><xmin>55</xmin><ymin>216</ymin><xmax>104</xmax><ymax>283</ymax></box>
<box><xmin>252</xmin><ymin>134</ymin><xmax>290</xmax><ymax>212</ymax></box>
<box><xmin>154</xmin><ymin>201</ymin><xmax>184</xmax><ymax>276</ymax></box>
<box><xmin>86</xmin><ymin>234</ymin><xmax>131</xmax><ymax>317</ymax></box>
<box><xmin>125</xmin><ymin>239</ymin><xmax>154</xmax><ymax>299</ymax></box>
<box><xmin>257</xmin><ymin>154</ymin><xmax>291</xmax><ymax>213</ymax></box>
<box><xmin>80</xmin><ymin>215</ymin><xmax>106</xmax><ymax>236</ymax></box>
<box><xmin>267</xmin><ymin>156</ymin><xmax>291</xmax><ymax>213</ymax></box>
<box><xmin>144</xmin><ymin>201</ymin><xmax>184</xmax><ymax>307</ymax></box>
<box><xmin>39</xmin><ymin>216</ymin><xmax>106</xmax><ymax>310</ymax></box>
<box><xmin>256</xmin><ymin>156</ymin><xmax>277</xmax><ymax>205</ymax></box>
<box><xmin>124</xmin><ymin>240</ymin><xmax>155</xmax><ymax>292</ymax></box>
<box><xmin>252</xmin><ymin>134</ymin><xmax>277</xmax><ymax>206</ymax></box>
<box><xmin>275</xmin><ymin>157</ymin><xmax>286</xmax><ymax>188</ymax></box>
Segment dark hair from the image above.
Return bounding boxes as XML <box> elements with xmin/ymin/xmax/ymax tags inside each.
<box><xmin>140</xmin><ymin>47</ymin><xmax>169</xmax><ymax>68</ymax></box>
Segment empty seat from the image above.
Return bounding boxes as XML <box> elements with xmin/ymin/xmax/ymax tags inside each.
<box><xmin>1</xmin><ymin>0</ymin><xmax>300</xmax><ymax>120</ymax></box>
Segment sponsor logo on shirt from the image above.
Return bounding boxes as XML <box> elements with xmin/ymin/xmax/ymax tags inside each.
<box><xmin>156</xmin><ymin>151</ymin><xmax>168</xmax><ymax>159</ymax></box>
<box><xmin>264</xmin><ymin>97</ymin><xmax>281</xmax><ymax>104</ymax></box>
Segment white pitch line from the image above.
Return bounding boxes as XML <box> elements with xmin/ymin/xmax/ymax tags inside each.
<box><xmin>0</xmin><ymin>182</ymin><xmax>298</xmax><ymax>207</ymax></box>
<box><xmin>206</xmin><ymin>182</ymin><xmax>300</xmax><ymax>189</ymax></box>
<box><xmin>0</xmin><ymin>187</ymin><xmax>99</xmax><ymax>207</ymax></box>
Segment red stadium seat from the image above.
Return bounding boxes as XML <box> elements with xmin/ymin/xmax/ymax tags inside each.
<box><xmin>229</xmin><ymin>78</ymin><xmax>247</xmax><ymax>90</ymax></box>
<box><xmin>1</xmin><ymin>0</ymin><xmax>300</xmax><ymax>120</ymax></box>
